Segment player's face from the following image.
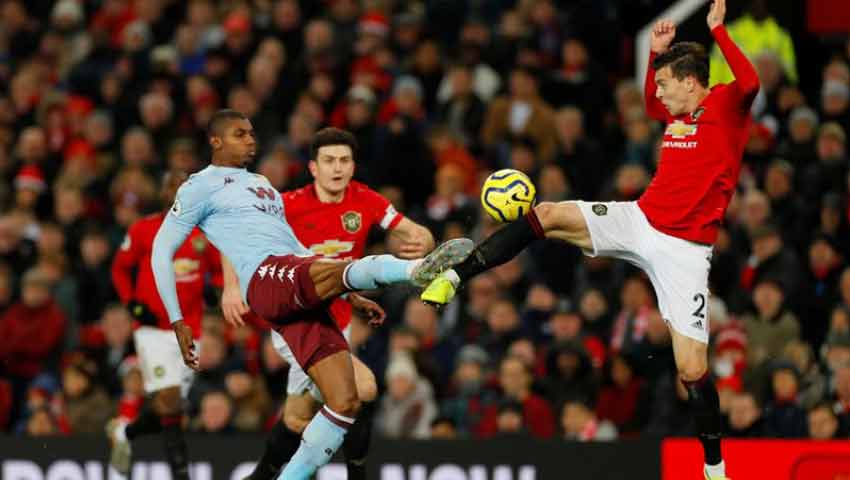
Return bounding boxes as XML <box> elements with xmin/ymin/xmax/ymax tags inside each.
<box><xmin>213</xmin><ymin>119</ymin><xmax>257</xmax><ymax>167</ymax></box>
<box><xmin>654</xmin><ymin>66</ymin><xmax>694</xmax><ymax>116</ymax></box>
<box><xmin>310</xmin><ymin>144</ymin><xmax>354</xmax><ymax>196</ymax></box>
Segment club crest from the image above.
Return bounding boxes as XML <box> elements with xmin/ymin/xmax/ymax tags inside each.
<box><xmin>592</xmin><ymin>204</ymin><xmax>608</xmax><ymax>216</ymax></box>
<box><xmin>342</xmin><ymin>211</ymin><xmax>362</xmax><ymax>233</ymax></box>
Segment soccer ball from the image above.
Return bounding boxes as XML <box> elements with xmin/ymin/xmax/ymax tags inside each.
<box><xmin>480</xmin><ymin>169</ymin><xmax>537</xmax><ymax>223</ymax></box>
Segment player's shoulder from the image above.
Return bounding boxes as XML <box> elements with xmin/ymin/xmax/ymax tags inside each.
<box><xmin>177</xmin><ymin>166</ymin><xmax>233</xmax><ymax>199</ymax></box>
<box><xmin>282</xmin><ymin>183</ymin><xmax>313</xmax><ymax>201</ymax></box>
<box><xmin>348</xmin><ymin>180</ymin><xmax>387</xmax><ymax>203</ymax></box>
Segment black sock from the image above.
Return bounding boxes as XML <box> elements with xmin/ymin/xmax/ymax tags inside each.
<box><xmin>250</xmin><ymin>420</ymin><xmax>302</xmax><ymax>480</ymax></box>
<box><xmin>342</xmin><ymin>401</ymin><xmax>375</xmax><ymax>480</ymax></box>
<box><xmin>454</xmin><ymin>210</ymin><xmax>545</xmax><ymax>282</ymax></box>
<box><xmin>161</xmin><ymin>415</ymin><xmax>190</xmax><ymax>480</ymax></box>
<box><xmin>683</xmin><ymin>373</ymin><xmax>723</xmax><ymax>466</ymax></box>
<box><xmin>125</xmin><ymin>406</ymin><xmax>162</xmax><ymax>440</ymax></box>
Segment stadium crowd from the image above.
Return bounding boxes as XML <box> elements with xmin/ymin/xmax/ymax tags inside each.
<box><xmin>1</xmin><ymin>0</ymin><xmax>850</xmax><ymax>444</ymax></box>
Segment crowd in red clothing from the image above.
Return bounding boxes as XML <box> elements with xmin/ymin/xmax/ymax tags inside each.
<box><xmin>0</xmin><ymin>0</ymin><xmax>849</xmax><ymax>442</ymax></box>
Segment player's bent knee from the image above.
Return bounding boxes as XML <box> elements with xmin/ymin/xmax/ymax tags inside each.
<box><xmin>678</xmin><ymin>358</ymin><xmax>708</xmax><ymax>382</ymax></box>
<box><xmin>326</xmin><ymin>394</ymin><xmax>361</xmax><ymax>420</ymax></box>
<box><xmin>356</xmin><ymin>374</ymin><xmax>378</xmax><ymax>403</ymax></box>
<box><xmin>533</xmin><ymin>202</ymin><xmax>557</xmax><ymax>230</ymax></box>
<box><xmin>284</xmin><ymin>411</ymin><xmax>310</xmax><ymax>434</ymax></box>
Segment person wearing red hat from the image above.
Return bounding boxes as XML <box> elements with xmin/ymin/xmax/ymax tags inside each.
<box><xmin>13</xmin><ymin>165</ymin><xmax>46</xmax><ymax>218</ymax></box>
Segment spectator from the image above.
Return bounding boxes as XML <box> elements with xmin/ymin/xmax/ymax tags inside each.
<box><xmin>479</xmin><ymin>356</ymin><xmax>555</xmax><ymax>439</ymax></box>
<box><xmin>494</xmin><ymin>401</ymin><xmax>529</xmax><ymax>439</ymax></box>
<box><xmin>440</xmin><ymin>344</ymin><xmax>499</xmax><ymax>437</ymax></box>
<box><xmin>726</xmin><ymin>391</ymin><xmax>767</xmax><ymax>437</ymax></box>
<box><xmin>777</xmin><ymin>106</ymin><xmax>818</xmax><ymax>167</ymax></box>
<box><xmin>430</xmin><ymin>416</ymin><xmax>458</xmax><ymax>439</ymax></box>
<box><xmin>376</xmin><ymin>353</ymin><xmax>437</xmax><ymax>439</ymax></box>
<box><xmin>595</xmin><ymin>354</ymin><xmax>649</xmax><ymax>437</ymax></box>
<box><xmin>807</xmin><ymin>401</ymin><xmax>846</xmax><ymax>440</ymax></box>
<box><xmin>0</xmin><ymin>267</ymin><xmax>66</xmax><ymax>414</ymax></box>
<box><xmin>763</xmin><ymin>362</ymin><xmax>807</xmax><ymax>438</ymax></box>
<box><xmin>481</xmin><ymin>67</ymin><xmax>558</xmax><ymax>163</ymax></box>
<box><xmin>193</xmin><ymin>390</ymin><xmax>235</xmax><ymax>435</ymax></box>
<box><xmin>782</xmin><ymin>340</ymin><xmax>827</xmax><ymax>410</ymax></box>
<box><xmin>60</xmin><ymin>355</ymin><xmax>111</xmax><ymax>434</ymax></box>
<box><xmin>561</xmin><ymin>397</ymin><xmax>618</xmax><ymax>441</ymax></box>
<box><xmin>435</xmin><ymin>63</ymin><xmax>486</xmax><ymax>151</ymax></box>
<box><xmin>743</xmin><ymin>278</ymin><xmax>800</xmax><ymax>369</ymax></box>
<box><xmin>224</xmin><ymin>371</ymin><xmax>271</xmax><ymax>432</ymax></box>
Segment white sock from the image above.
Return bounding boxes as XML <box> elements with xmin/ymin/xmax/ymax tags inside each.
<box><xmin>115</xmin><ymin>422</ymin><xmax>128</xmax><ymax>443</ymax></box>
<box><xmin>444</xmin><ymin>268</ymin><xmax>460</xmax><ymax>286</ymax></box>
<box><xmin>704</xmin><ymin>460</ymin><xmax>725</xmax><ymax>478</ymax></box>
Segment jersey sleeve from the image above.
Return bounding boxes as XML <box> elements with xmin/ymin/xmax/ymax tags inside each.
<box><xmin>363</xmin><ymin>187</ymin><xmax>403</xmax><ymax>230</ymax></box>
<box><xmin>110</xmin><ymin>222</ymin><xmax>144</xmax><ymax>304</ymax></box>
<box><xmin>152</xmin><ymin>180</ymin><xmax>210</xmax><ymax>323</ymax></box>
<box><xmin>711</xmin><ymin>25</ymin><xmax>760</xmax><ymax>112</ymax></box>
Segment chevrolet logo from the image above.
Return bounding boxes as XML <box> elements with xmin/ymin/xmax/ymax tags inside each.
<box><xmin>309</xmin><ymin>240</ymin><xmax>354</xmax><ymax>258</ymax></box>
<box><xmin>665</xmin><ymin>120</ymin><xmax>698</xmax><ymax>138</ymax></box>
<box><xmin>173</xmin><ymin>258</ymin><xmax>200</xmax><ymax>276</ymax></box>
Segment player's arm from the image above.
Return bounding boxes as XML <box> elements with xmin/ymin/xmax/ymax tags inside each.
<box><xmin>220</xmin><ymin>255</ymin><xmax>249</xmax><ymax>327</ymax></box>
<box><xmin>707</xmin><ymin>0</ymin><xmax>759</xmax><ymax>107</ymax></box>
<box><xmin>111</xmin><ymin>224</ymin><xmax>159</xmax><ymax>326</ymax></box>
<box><xmin>646</xmin><ymin>20</ymin><xmax>676</xmax><ymax>122</ymax></box>
<box><xmin>111</xmin><ymin>226</ymin><xmax>140</xmax><ymax>305</ymax></box>
<box><xmin>151</xmin><ymin>181</ymin><xmax>207</xmax><ymax>369</ymax></box>
<box><xmin>387</xmin><ymin>217</ymin><xmax>436</xmax><ymax>259</ymax></box>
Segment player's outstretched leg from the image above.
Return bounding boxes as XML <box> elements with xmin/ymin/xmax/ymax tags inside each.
<box><xmin>341</xmin><ymin>238</ymin><xmax>473</xmax><ymax>291</ymax></box>
<box><xmin>107</xmin><ymin>407</ymin><xmax>160</xmax><ymax>475</ymax></box>
<box><xmin>672</xmin><ymin>331</ymin><xmax>725</xmax><ymax>479</ymax></box>
<box><xmin>421</xmin><ymin>202</ymin><xmax>591</xmax><ymax>305</ymax></box>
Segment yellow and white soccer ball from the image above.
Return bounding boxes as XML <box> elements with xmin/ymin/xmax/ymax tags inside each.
<box><xmin>480</xmin><ymin>169</ymin><xmax>537</xmax><ymax>223</ymax></box>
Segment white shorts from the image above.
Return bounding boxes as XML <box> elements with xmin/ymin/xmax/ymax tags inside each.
<box><xmin>271</xmin><ymin>324</ymin><xmax>353</xmax><ymax>402</ymax></box>
<box><xmin>576</xmin><ymin>201</ymin><xmax>713</xmax><ymax>343</ymax></box>
<box><xmin>133</xmin><ymin>326</ymin><xmax>198</xmax><ymax>396</ymax></box>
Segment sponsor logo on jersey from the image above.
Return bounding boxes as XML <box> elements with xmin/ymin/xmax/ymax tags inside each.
<box><xmin>592</xmin><ymin>204</ymin><xmax>608</xmax><ymax>216</ymax></box>
<box><xmin>665</xmin><ymin>120</ymin><xmax>698</xmax><ymax>138</ymax></box>
<box><xmin>173</xmin><ymin>258</ymin><xmax>200</xmax><ymax>278</ymax></box>
<box><xmin>341</xmin><ymin>211</ymin><xmax>362</xmax><ymax>233</ymax></box>
<box><xmin>309</xmin><ymin>239</ymin><xmax>355</xmax><ymax>258</ymax></box>
<box><xmin>192</xmin><ymin>236</ymin><xmax>207</xmax><ymax>253</ymax></box>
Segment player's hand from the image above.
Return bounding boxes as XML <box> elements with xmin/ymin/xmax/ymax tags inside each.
<box><xmin>707</xmin><ymin>0</ymin><xmax>725</xmax><ymax>30</ymax></box>
<box><xmin>396</xmin><ymin>238</ymin><xmax>430</xmax><ymax>259</ymax></box>
<box><xmin>172</xmin><ymin>320</ymin><xmax>199</xmax><ymax>370</ymax></box>
<box><xmin>650</xmin><ymin>20</ymin><xmax>676</xmax><ymax>54</ymax></box>
<box><xmin>127</xmin><ymin>300</ymin><xmax>158</xmax><ymax>326</ymax></box>
<box><xmin>221</xmin><ymin>287</ymin><xmax>249</xmax><ymax>328</ymax></box>
<box><xmin>348</xmin><ymin>293</ymin><xmax>386</xmax><ymax>326</ymax></box>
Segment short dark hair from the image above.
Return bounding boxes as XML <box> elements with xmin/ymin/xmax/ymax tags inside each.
<box><xmin>652</xmin><ymin>42</ymin><xmax>709</xmax><ymax>87</ymax></box>
<box><xmin>207</xmin><ymin>109</ymin><xmax>248</xmax><ymax>138</ymax></box>
<box><xmin>310</xmin><ymin>127</ymin><xmax>358</xmax><ymax>160</ymax></box>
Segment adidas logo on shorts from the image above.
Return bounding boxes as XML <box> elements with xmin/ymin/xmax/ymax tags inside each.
<box><xmin>691</xmin><ymin>319</ymin><xmax>704</xmax><ymax>330</ymax></box>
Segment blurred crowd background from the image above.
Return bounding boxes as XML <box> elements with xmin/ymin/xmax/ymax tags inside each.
<box><xmin>1</xmin><ymin>0</ymin><xmax>850</xmax><ymax>444</ymax></box>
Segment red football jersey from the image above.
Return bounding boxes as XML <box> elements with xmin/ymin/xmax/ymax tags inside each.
<box><xmin>638</xmin><ymin>26</ymin><xmax>760</xmax><ymax>245</ymax></box>
<box><xmin>283</xmin><ymin>181</ymin><xmax>404</xmax><ymax>328</ymax></box>
<box><xmin>111</xmin><ymin>213</ymin><xmax>223</xmax><ymax>338</ymax></box>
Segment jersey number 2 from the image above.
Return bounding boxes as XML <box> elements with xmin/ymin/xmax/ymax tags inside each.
<box><xmin>692</xmin><ymin>293</ymin><xmax>706</xmax><ymax>319</ymax></box>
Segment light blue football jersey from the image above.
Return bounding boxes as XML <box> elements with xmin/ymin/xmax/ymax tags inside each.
<box><xmin>152</xmin><ymin>164</ymin><xmax>312</xmax><ymax>323</ymax></box>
